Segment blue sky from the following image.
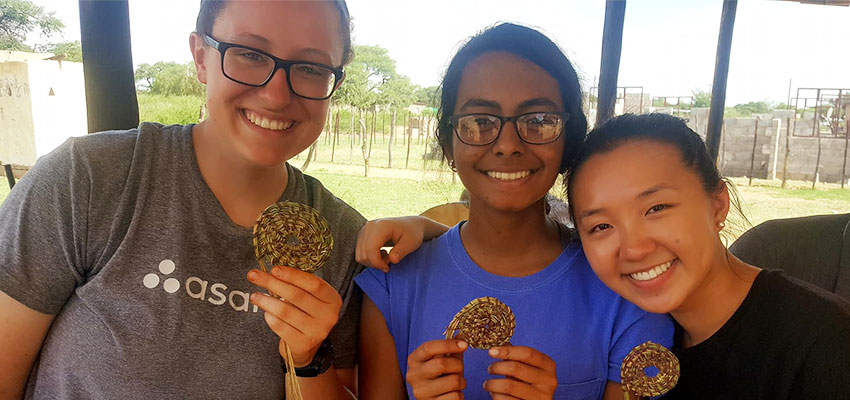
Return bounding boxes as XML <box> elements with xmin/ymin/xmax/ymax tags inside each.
<box><xmin>32</xmin><ymin>0</ymin><xmax>850</xmax><ymax>106</ymax></box>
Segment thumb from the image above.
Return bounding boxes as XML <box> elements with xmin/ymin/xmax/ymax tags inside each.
<box><xmin>387</xmin><ymin>232</ymin><xmax>422</xmax><ymax>264</ymax></box>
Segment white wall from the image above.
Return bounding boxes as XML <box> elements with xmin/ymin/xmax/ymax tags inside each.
<box><xmin>27</xmin><ymin>60</ymin><xmax>88</xmax><ymax>161</ymax></box>
<box><xmin>0</xmin><ymin>62</ymin><xmax>36</xmax><ymax>165</ymax></box>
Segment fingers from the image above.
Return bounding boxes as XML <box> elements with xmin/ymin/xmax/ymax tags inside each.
<box><xmin>355</xmin><ymin>217</ymin><xmax>430</xmax><ymax>272</ymax></box>
<box><xmin>408</xmin><ymin>340</ymin><xmax>468</xmax><ymax>366</ymax></box>
<box><xmin>406</xmin><ymin>340</ymin><xmax>468</xmax><ymax>400</ymax></box>
<box><xmin>483</xmin><ymin>378</ymin><xmax>547</xmax><ymax>400</ymax></box>
<box><xmin>247</xmin><ymin>268</ymin><xmax>343</xmax><ymax>366</ymax></box>
<box><xmin>489</xmin><ymin>394</ymin><xmax>522</xmax><ymax>400</ymax></box>
<box><xmin>485</xmin><ymin>346</ymin><xmax>557</xmax><ymax>399</ymax></box>
<box><xmin>248</xmin><ymin>267</ymin><xmax>342</xmax><ymax>308</ymax></box>
<box><xmin>386</xmin><ymin>225</ymin><xmax>423</xmax><ymax>265</ymax></box>
<box><xmin>489</xmin><ymin>346</ymin><xmax>556</xmax><ymax>372</ymax></box>
<box><xmin>356</xmin><ymin>220</ymin><xmax>391</xmax><ymax>272</ymax></box>
<box><xmin>409</xmin><ymin>373</ymin><xmax>466</xmax><ymax>400</ymax></box>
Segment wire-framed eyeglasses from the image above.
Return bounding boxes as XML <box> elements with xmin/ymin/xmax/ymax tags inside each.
<box><xmin>449</xmin><ymin>112</ymin><xmax>569</xmax><ymax>146</ymax></box>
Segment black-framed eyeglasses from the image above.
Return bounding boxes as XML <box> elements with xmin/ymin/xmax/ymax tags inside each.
<box><xmin>203</xmin><ymin>34</ymin><xmax>344</xmax><ymax>100</ymax></box>
<box><xmin>449</xmin><ymin>112</ymin><xmax>569</xmax><ymax>146</ymax></box>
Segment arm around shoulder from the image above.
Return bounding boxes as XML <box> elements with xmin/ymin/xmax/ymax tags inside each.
<box><xmin>0</xmin><ymin>291</ymin><xmax>55</xmax><ymax>399</ymax></box>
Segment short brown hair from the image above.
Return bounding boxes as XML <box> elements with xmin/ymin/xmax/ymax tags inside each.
<box><xmin>195</xmin><ymin>0</ymin><xmax>354</xmax><ymax>66</ymax></box>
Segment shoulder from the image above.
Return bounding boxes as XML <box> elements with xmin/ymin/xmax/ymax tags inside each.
<box><xmin>751</xmin><ymin>270</ymin><xmax>850</xmax><ymax>331</ymax></box>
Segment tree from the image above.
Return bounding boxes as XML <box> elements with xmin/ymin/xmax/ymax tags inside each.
<box><xmin>692</xmin><ymin>88</ymin><xmax>711</xmax><ymax>108</ymax></box>
<box><xmin>37</xmin><ymin>40</ymin><xmax>82</xmax><ymax>62</ymax></box>
<box><xmin>0</xmin><ymin>0</ymin><xmax>64</xmax><ymax>52</ymax></box>
<box><xmin>134</xmin><ymin>62</ymin><xmax>204</xmax><ymax>96</ymax></box>
<box><xmin>414</xmin><ymin>85</ymin><xmax>441</xmax><ymax>108</ymax></box>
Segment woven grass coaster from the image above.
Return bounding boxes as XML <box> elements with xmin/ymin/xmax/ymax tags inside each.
<box><xmin>444</xmin><ymin>296</ymin><xmax>515</xmax><ymax>350</ymax></box>
<box><xmin>620</xmin><ymin>341</ymin><xmax>680</xmax><ymax>399</ymax></box>
<box><xmin>253</xmin><ymin>201</ymin><xmax>334</xmax><ymax>400</ymax></box>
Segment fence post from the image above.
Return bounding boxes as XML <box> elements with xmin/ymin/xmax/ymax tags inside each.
<box><xmin>3</xmin><ymin>164</ymin><xmax>14</xmax><ymax>189</ymax></box>
<box><xmin>781</xmin><ymin>117</ymin><xmax>792</xmax><ymax>189</ymax></box>
<box><xmin>748</xmin><ymin>117</ymin><xmax>760</xmax><ymax>186</ymax></box>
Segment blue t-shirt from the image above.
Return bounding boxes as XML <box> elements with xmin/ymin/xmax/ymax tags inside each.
<box><xmin>355</xmin><ymin>224</ymin><xmax>673</xmax><ymax>400</ymax></box>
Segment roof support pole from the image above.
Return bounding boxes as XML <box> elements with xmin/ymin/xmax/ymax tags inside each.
<box><xmin>706</xmin><ymin>0</ymin><xmax>738</xmax><ymax>162</ymax></box>
<box><xmin>596</xmin><ymin>0</ymin><xmax>626</xmax><ymax>126</ymax></box>
<box><xmin>79</xmin><ymin>0</ymin><xmax>139</xmax><ymax>133</ymax></box>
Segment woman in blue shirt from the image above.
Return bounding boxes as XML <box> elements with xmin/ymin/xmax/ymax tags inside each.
<box><xmin>354</xmin><ymin>23</ymin><xmax>672</xmax><ymax>400</ymax></box>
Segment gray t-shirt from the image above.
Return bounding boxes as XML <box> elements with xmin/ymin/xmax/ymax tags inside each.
<box><xmin>0</xmin><ymin>123</ymin><xmax>366</xmax><ymax>399</ymax></box>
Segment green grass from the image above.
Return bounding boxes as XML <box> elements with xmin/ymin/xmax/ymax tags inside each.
<box><xmin>137</xmin><ymin>93</ymin><xmax>205</xmax><ymax>125</ymax></box>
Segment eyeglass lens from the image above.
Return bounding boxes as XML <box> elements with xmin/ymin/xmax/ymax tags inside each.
<box><xmin>222</xmin><ymin>47</ymin><xmax>337</xmax><ymax>99</ymax></box>
<box><xmin>455</xmin><ymin>113</ymin><xmax>564</xmax><ymax>145</ymax></box>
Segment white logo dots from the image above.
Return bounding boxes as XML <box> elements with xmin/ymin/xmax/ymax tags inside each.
<box><xmin>143</xmin><ymin>259</ymin><xmax>181</xmax><ymax>293</ymax></box>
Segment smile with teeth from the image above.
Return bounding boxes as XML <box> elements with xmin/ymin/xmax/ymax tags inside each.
<box><xmin>486</xmin><ymin>170</ymin><xmax>532</xmax><ymax>181</ymax></box>
<box><xmin>629</xmin><ymin>260</ymin><xmax>673</xmax><ymax>281</ymax></box>
<box><xmin>244</xmin><ymin>110</ymin><xmax>294</xmax><ymax>131</ymax></box>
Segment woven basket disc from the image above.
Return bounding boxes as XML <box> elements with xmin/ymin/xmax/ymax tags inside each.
<box><xmin>444</xmin><ymin>296</ymin><xmax>515</xmax><ymax>350</ymax></box>
<box><xmin>620</xmin><ymin>341</ymin><xmax>680</xmax><ymax>397</ymax></box>
<box><xmin>252</xmin><ymin>202</ymin><xmax>333</xmax><ymax>273</ymax></box>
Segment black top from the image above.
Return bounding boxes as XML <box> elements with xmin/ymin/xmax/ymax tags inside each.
<box><xmin>664</xmin><ymin>270</ymin><xmax>850</xmax><ymax>399</ymax></box>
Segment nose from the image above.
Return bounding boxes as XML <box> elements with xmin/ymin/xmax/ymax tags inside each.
<box><xmin>618</xmin><ymin>227</ymin><xmax>656</xmax><ymax>262</ymax></box>
<box><xmin>491</xmin><ymin>120</ymin><xmax>524</xmax><ymax>157</ymax></box>
<box><xmin>257</xmin><ymin>66</ymin><xmax>293</xmax><ymax>107</ymax></box>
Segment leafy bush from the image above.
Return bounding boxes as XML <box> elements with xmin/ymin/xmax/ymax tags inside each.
<box><xmin>137</xmin><ymin>93</ymin><xmax>205</xmax><ymax>125</ymax></box>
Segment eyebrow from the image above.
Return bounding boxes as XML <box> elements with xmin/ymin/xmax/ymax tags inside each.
<box><xmin>576</xmin><ymin>184</ymin><xmax>676</xmax><ymax>221</ymax></box>
<box><xmin>457</xmin><ymin>97</ymin><xmax>559</xmax><ymax>113</ymax></box>
<box><xmin>458</xmin><ymin>98</ymin><xmax>501</xmax><ymax>112</ymax></box>
<box><xmin>227</xmin><ymin>33</ymin><xmax>334</xmax><ymax>64</ymax></box>
<box><xmin>517</xmin><ymin>97</ymin><xmax>560</xmax><ymax>110</ymax></box>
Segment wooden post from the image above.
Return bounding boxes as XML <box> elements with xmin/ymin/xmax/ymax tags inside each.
<box><xmin>331</xmin><ymin>110</ymin><xmax>339</xmax><ymax>163</ymax></box>
<box><xmin>781</xmin><ymin>117</ymin><xmax>792</xmax><ymax>189</ymax></box>
<box><xmin>748</xmin><ymin>117</ymin><xmax>759</xmax><ymax>186</ymax></box>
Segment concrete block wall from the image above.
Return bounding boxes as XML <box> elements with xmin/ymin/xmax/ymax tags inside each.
<box><xmin>686</xmin><ymin>108</ymin><xmax>850</xmax><ymax>184</ymax></box>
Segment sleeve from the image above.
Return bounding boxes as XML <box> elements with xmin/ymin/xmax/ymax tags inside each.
<box><xmin>607</xmin><ymin>308</ymin><xmax>675</xmax><ymax>383</ymax></box>
<box><xmin>796</xmin><ymin>315</ymin><xmax>850</xmax><ymax>397</ymax></box>
<box><xmin>353</xmin><ymin>268</ymin><xmax>392</xmax><ymax>328</ymax></box>
<box><xmin>0</xmin><ymin>138</ymin><xmax>90</xmax><ymax>314</ymax></box>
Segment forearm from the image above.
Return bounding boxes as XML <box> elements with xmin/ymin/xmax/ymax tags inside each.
<box><xmin>293</xmin><ymin>366</ymin><xmax>355</xmax><ymax>400</ymax></box>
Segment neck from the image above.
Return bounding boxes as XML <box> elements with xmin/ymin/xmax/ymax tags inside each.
<box><xmin>461</xmin><ymin>197</ymin><xmax>563</xmax><ymax>277</ymax></box>
<box><xmin>671</xmin><ymin>246</ymin><xmax>761</xmax><ymax>347</ymax></box>
<box><xmin>192</xmin><ymin>122</ymin><xmax>288</xmax><ymax>228</ymax></box>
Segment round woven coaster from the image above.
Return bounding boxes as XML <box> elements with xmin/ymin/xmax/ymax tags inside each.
<box><xmin>620</xmin><ymin>341</ymin><xmax>680</xmax><ymax>397</ymax></box>
<box><xmin>444</xmin><ymin>296</ymin><xmax>515</xmax><ymax>350</ymax></box>
<box><xmin>252</xmin><ymin>202</ymin><xmax>333</xmax><ymax>273</ymax></box>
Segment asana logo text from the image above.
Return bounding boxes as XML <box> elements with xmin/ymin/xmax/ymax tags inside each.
<box><xmin>143</xmin><ymin>259</ymin><xmax>260</xmax><ymax>313</ymax></box>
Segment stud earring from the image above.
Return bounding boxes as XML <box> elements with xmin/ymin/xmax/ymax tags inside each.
<box><xmin>449</xmin><ymin>160</ymin><xmax>456</xmax><ymax>172</ymax></box>
<box><xmin>718</xmin><ymin>221</ymin><xmax>726</xmax><ymax>229</ymax></box>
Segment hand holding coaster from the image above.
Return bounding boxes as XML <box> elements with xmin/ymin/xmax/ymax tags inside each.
<box><xmin>620</xmin><ymin>341</ymin><xmax>680</xmax><ymax>399</ymax></box>
<box><xmin>253</xmin><ymin>201</ymin><xmax>333</xmax><ymax>400</ymax></box>
<box><xmin>444</xmin><ymin>296</ymin><xmax>515</xmax><ymax>349</ymax></box>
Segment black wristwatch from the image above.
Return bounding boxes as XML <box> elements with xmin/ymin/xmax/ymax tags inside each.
<box><xmin>281</xmin><ymin>339</ymin><xmax>334</xmax><ymax>377</ymax></box>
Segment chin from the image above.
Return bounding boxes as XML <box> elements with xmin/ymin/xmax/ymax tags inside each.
<box><xmin>628</xmin><ymin>294</ymin><xmax>679</xmax><ymax>315</ymax></box>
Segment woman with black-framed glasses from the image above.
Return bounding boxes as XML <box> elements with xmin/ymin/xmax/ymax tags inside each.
<box><xmin>354</xmin><ymin>23</ymin><xmax>673</xmax><ymax>400</ymax></box>
<box><xmin>0</xmin><ymin>1</ymin><xmax>375</xmax><ymax>399</ymax></box>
